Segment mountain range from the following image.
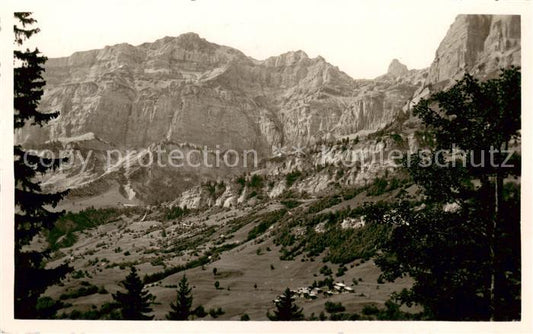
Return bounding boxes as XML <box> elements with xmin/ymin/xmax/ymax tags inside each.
<box><xmin>18</xmin><ymin>14</ymin><xmax>521</xmax><ymax>206</ymax></box>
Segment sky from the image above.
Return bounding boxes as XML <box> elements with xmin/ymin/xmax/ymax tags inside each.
<box><xmin>6</xmin><ymin>0</ymin><xmax>528</xmax><ymax>78</ymax></box>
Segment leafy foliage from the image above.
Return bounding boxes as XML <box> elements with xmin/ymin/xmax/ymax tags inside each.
<box><xmin>58</xmin><ymin>302</ymin><xmax>121</xmax><ymax>320</ymax></box>
<box><xmin>285</xmin><ymin>170</ymin><xmax>302</xmax><ymax>187</ymax></box>
<box><xmin>247</xmin><ymin>209</ymin><xmax>287</xmax><ymax>241</ymax></box>
<box><xmin>59</xmin><ymin>284</ymin><xmax>98</xmax><ymax>300</ymax></box>
<box><xmin>319</xmin><ymin>265</ymin><xmax>332</xmax><ymax>276</ymax></box>
<box><xmin>275</xmin><ymin>202</ymin><xmax>393</xmax><ymax>263</ymax></box>
<box><xmin>306</xmin><ymin>195</ymin><xmax>343</xmax><ymax>214</ymax></box>
<box><xmin>47</xmin><ymin>207</ymin><xmax>127</xmax><ymax>250</ymax></box>
<box><xmin>143</xmin><ymin>255</ymin><xmax>210</xmax><ymax>284</ymax></box>
<box><xmin>366</xmin><ymin>177</ymin><xmax>389</xmax><ymax>196</ymax></box>
<box><xmin>376</xmin><ymin>68</ymin><xmax>521</xmax><ymax>320</ymax></box>
<box><xmin>280</xmin><ymin>199</ymin><xmax>301</xmax><ymax>209</ymax></box>
<box><xmin>164</xmin><ymin>205</ymin><xmax>190</xmax><ymax>221</ymax></box>
<box><xmin>208</xmin><ymin>307</ymin><xmax>225</xmax><ymax>318</ymax></box>
<box><xmin>359</xmin><ymin>301</ymin><xmax>416</xmax><ymax>320</ymax></box>
<box><xmin>35</xmin><ymin>297</ymin><xmax>67</xmax><ymax>319</ymax></box>
<box><xmin>367</xmin><ymin>177</ymin><xmax>406</xmax><ymax>196</ymax></box>
<box><xmin>247</xmin><ymin>174</ymin><xmax>264</xmax><ymax>188</ymax></box>
<box><xmin>193</xmin><ymin>305</ymin><xmax>208</xmax><ymax>318</ymax></box>
<box><xmin>324</xmin><ymin>301</ymin><xmax>345</xmax><ymax>313</ymax></box>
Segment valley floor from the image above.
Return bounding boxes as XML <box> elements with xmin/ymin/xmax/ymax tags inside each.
<box><xmin>43</xmin><ymin>187</ymin><xmax>416</xmax><ymax>320</ymax></box>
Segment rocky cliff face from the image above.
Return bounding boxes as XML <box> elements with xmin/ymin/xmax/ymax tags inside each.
<box><xmin>24</xmin><ymin>32</ymin><xmax>420</xmax><ymax>154</ymax></box>
<box><xmin>404</xmin><ymin>14</ymin><xmax>521</xmax><ymax>112</ymax></box>
<box><xmin>23</xmin><ymin>14</ymin><xmax>520</xmax><ymax>205</ymax></box>
<box><xmin>425</xmin><ymin>15</ymin><xmax>520</xmax><ymax>88</ymax></box>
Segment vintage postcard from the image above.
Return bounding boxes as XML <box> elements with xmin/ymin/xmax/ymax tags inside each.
<box><xmin>1</xmin><ymin>1</ymin><xmax>532</xmax><ymax>333</ymax></box>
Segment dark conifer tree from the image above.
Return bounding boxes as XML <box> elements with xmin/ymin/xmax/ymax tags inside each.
<box><xmin>112</xmin><ymin>266</ymin><xmax>154</xmax><ymax>320</ymax></box>
<box><xmin>14</xmin><ymin>12</ymin><xmax>71</xmax><ymax>319</ymax></box>
<box><xmin>267</xmin><ymin>288</ymin><xmax>304</xmax><ymax>321</ymax></box>
<box><xmin>166</xmin><ymin>275</ymin><xmax>193</xmax><ymax>320</ymax></box>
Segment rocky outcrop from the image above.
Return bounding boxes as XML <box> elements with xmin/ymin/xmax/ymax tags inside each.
<box><xmin>168</xmin><ymin>134</ymin><xmax>406</xmax><ymax>209</ymax></box>
<box><xmin>425</xmin><ymin>15</ymin><xmax>520</xmax><ymax>88</ymax></box>
<box><xmin>387</xmin><ymin>59</ymin><xmax>409</xmax><ymax>77</ymax></box>
<box><xmin>401</xmin><ymin>14</ymin><xmax>521</xmax><ymax>112</ymax></box>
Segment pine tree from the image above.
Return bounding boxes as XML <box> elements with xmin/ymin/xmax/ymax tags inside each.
<box><xmin>166</xmin><ymin>275</ymin><xmax>193</xmax><ymax>320</ymax></box>
<box><xmin>112</xmin><ymin>266</ymin><xmax>154</xmax><ymax>320</ymax></box>
<box><xmin>14</xmin><ymin>12</ymin><xmax>71</xmax><ymax>319</ymax></box>
<box><xmin>267</xmin><ymin>288</ymin><xmax>304</xmax><ymax>321</ymax></box>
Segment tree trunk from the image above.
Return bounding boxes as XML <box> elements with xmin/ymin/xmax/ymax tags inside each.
<box><xmin>490</xmin><ymin>142</ymin><xmax>505</xmax><ymax>321</ymax></box>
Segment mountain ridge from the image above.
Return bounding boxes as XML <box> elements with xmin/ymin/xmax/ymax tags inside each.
<box><xmin>31</xmin><ymin>29</ymin><xmax>418</xmax><ymax>153</ymax></box>
<box><xmin>19</xmin><ymin>14</ymin><xmax>520</xmax><ymax>206</ymax></box>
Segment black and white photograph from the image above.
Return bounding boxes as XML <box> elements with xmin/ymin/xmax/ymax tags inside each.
<box><xmin>1</xmin><ymin>0</ymin><xmax>532</xmax><ymax>333</ymax></box>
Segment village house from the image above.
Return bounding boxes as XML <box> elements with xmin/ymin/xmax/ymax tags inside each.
<box><xmin>283</xmin><ymin>282</ymin><xmax>353</xmax><ymax>301</ymax></box>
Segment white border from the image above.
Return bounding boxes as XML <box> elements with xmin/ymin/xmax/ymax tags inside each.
<box><xmin>1</xmin><ymin>1</ymin><xmax>532</xmax><ymax>333</ymax></box>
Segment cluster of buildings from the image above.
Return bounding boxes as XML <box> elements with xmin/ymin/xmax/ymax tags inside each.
<box><xmin>275</xmin><ymin>282</ymin><xmax>354</xmax><ymax>302</ymax></box>
<box><xmin>332</xmin><ymin>282</ymin><xmax>354</xmax><ymax>293</ymax></box>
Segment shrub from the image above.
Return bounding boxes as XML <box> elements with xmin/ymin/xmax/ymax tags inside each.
<box><xmin>143</xmin><ymin>255</ymin><xmax>210</xmax><ymax>284</ymax></box>
<box><xmin>208</xmin><ymin>307</ymin><xmax>224</xmax><ymax>318</ymax></box>
<box><xmin>325</xmin><ymin>301</ymin><xmax>345</xmax><ymax>313</ymax></box>
<box><xmin>336</xmin><ymin>266</ymin><xmax>347</xmax><ymax>277</ymax></box>
<box><xmin>247</xmin><ymin>209</ymin><xmax>286</xmax><ymax>241</ymax></box>
<box><xmin>362</xmin><ymin>305</ymin><xmax>380</xmax><ymax>316</ymax></box>
<box><xmin>71</xmin><ymin>270</ymin><xmax>85</xmax><ymax>279</ymax></box>
<box><xmin>164</xmin><ymin>206</ymin><xmax>189</xmax><ymax>221</ymax></box>
<box><xmin>60</xmin><ymin>285</ymin><xmax>98</xmax><ymax>300</ymax></box>
<box><xmin>280</xmin><ymin>199</ymin><xmax>300</xmax><ymax>209</ymax></box>
<box><xmin>367</xmin><ymin>177</ymin><xmax>388</xmax><ymax>196</ymax></box>
<box><xmin>35</xmin><ymin>296</ymin><xmax>65</xmax><ymax>319</ymax></box>
<box><xmin>286</xmin><ymin>170</ymin><xmax>302</xmax><ymax>187</ymax></box>
<box><xmin>48</xmin><ymin>207</ymin><xmax>128</xmax><ymax>250</ymax></box>
<box><xmin>194</xmin><ymin>305</ymin><xmax>207</xmax><ymax>318</ymax></box>
<box><xmin>248</xmin><ymin>174</ymin><xmax>263</xmax><ymax>189</ymax></box>
<box><xmin>320</xmin><ymin>265</ymin><xmax>332</xmax><ymax>276</ymax></box>
<box><xmin>329</xmin><ymin>312</ymin><xmax>360</xmax><ymax>320</ymax></box>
